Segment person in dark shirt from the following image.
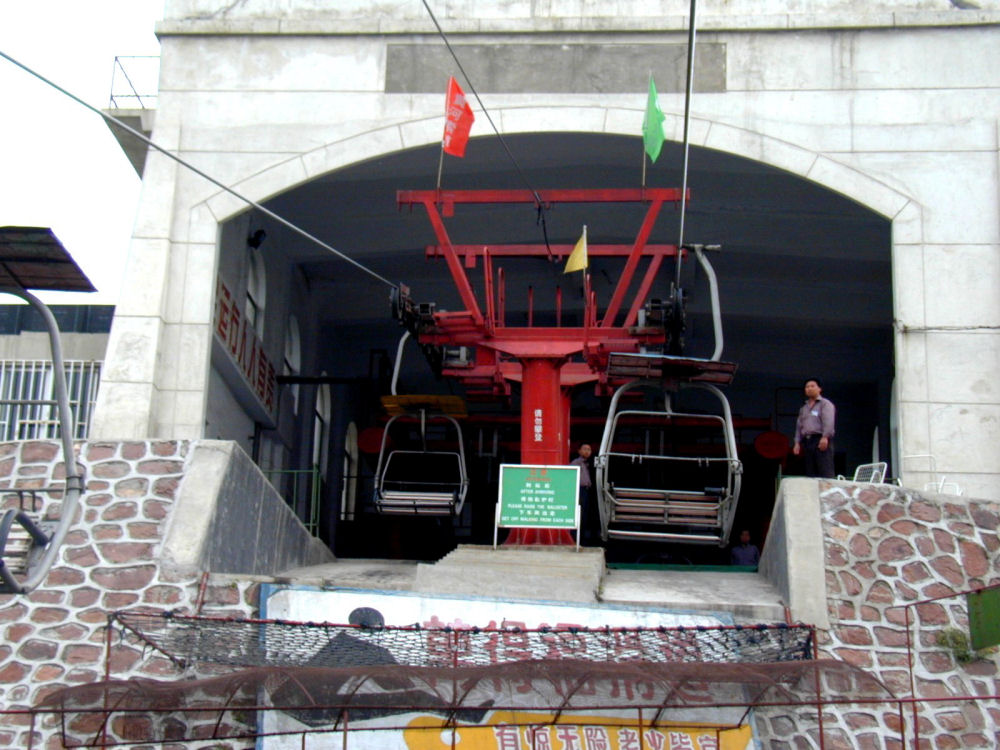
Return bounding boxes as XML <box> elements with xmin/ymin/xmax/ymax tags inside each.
<box><xmin>570</xmin><ymin>443</ymin><xmax>595</xmax><ymax>544</ymax></box>
<box><xmin>730</xmin><ymin>529</ymin><xmax>760</xmax><ymax>566</ymax></box>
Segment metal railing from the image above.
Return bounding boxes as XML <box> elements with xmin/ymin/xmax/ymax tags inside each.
<box><xmin>108</xmin><ymin>55</ymin><xmax>160</xmax><ymax>109</ymax></box>
<box><xmin>264</xmin><ymin>465</ymin><xmax>323</xmax><ymax>537</ymax></box>
<box><xmin>0</xmin><ymin>360</ymin><xmax>101</xmax><ymax>441</ymax></box>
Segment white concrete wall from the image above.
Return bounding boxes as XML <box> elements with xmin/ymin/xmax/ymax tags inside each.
<box><xmin>0</xmin><ymin>332</ymin><xmax>107</xmax><ymax>361</ymax></box>
<box><xmin>92</xmin><ymin>2</ymin><xmax>1000</xmax><ymax>498</ymax></box>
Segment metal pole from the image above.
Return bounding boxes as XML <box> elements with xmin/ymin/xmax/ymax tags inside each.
<box><xmin>692</xmin><ymin>246</ymin><xmax>723</xmax><ymax>361</ymax></box>
<box><xmin>675</xmin><ymin>0</ymin><xmax>699</xmax><ymax>287</ymax></box>
<box><xmin>391</xmin><ymin>331</ymin><xmax>412</xmax><ymax>396</ymax></box>
<box><xmin>0</xmin><ymin>287</ymin><xmax>84</xmax><ymax>594</ymax></box>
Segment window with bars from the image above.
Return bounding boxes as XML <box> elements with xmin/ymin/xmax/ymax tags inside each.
<box><xmin>0</xmin><ymin>360</ymin><xmax>102</xmax><ymax>440</ymax></box>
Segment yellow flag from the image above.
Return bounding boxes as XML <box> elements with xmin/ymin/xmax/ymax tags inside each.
<box><xmin>563</xmin><ymin>226</ymin><xmax>588</xmax><ymax>273</ymax></box>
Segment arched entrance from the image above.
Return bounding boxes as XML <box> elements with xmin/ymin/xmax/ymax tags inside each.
<box><xmin>207</xmin><ymin>130</ymin><xmax>894</xmax><ymax>560</ymax></box>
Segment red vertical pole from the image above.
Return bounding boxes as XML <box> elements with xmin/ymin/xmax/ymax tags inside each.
<box><xmin>520</xmin><ymin>358</ymin><xmax>566</xmax><ymax>466</ymax></box>
<box><xmin>505</xmin><ymin>357</ymin><xmax>575</xmax><ymax>545</ymax></box>
<box><xmin>562</xmin><ymin>389</ymin><xmax>572</xmax><ymax>458</ymax></box>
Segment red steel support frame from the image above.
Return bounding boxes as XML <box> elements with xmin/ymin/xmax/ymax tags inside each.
<box><xmin>398</xmin><ymin>188</ymin><xmax>685</xmax><ymax>544</ymax></box>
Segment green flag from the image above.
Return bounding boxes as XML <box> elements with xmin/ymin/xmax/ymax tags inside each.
<box><xmin>642</xmin><ymin>75</ymin><xmax>666</xmax><ymax>163</ymax></box>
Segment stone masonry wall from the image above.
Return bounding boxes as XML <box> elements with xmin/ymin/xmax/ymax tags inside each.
<box><xmin>0</xmin><ymin>440</ymin><xmax>262</xmax><ymax>749</ymax></box>
<box><xmin>3</xmin><ymin>441</ymin><xmax>999</xmax><ymax>748</ymax></box>
<box><xmin>758</xmin><ymin>482</ymin><xmax>1000</xmax><ymax>749</ymax></box>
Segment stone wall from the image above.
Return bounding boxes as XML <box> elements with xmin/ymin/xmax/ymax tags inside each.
<box><xmin>758</xmin><ymin>480</ymin><xmax>1000</xmax><ymax>748</ymax></box>
<box><xmin>0</xmin><ymin>439</ymin><xmax>318</xmax><ymax>749</ymax></box>
<box><xmin>2</xmin><ymin>444</ymin><xmax>997</xmax><ymax>748</ymax></box>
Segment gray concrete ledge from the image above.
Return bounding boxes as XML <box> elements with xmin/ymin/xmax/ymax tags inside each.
<box><xmin>276</xmin><ymin>545</ymin><xmax>786</xmax><ymax>623</ymax></box>
<box><xmin>156</xmin><ymin>11</ymin><xmax>1000</xmax><ymax>37</ymax></box>
<box><xmin>759</xmin><ymin>478</ymin><xmax>830</xmax><ymax>629</ymax></box>
<box><xmin>161</xmin><ymin>440</ymin><xmax>334</xmax><ymax>578</ymax></box>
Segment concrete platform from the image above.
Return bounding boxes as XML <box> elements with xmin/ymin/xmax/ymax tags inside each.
<box><xmin>414</xmin><ymin>545</ymin><xmax>606</xmax><ymax>603</ymax></box>
<box><xmin>600</xmin><ymin>567</ymin><xmax>786</xmax><ymax>622</ymax></box>
<box><xmin>277</xmin><ymin>544</ymin><xmax>787</xmax><ymax>623</ymax></box>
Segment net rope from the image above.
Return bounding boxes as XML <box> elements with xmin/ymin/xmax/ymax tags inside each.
<box><xmin>113</xmin><ymin>611</ymin><xmax>814</xmax><ymax>669</ymax></box>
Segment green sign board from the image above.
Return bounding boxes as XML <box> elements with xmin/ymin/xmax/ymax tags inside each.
<box><xmin>496</xmin><ymin>464</ymin><xmax>579</xmax><ymax>530</ymax></box>
<box><xmin>968</xmin><ymin>586</ymin><xmax>1000</xmax><ymax>651</ymax></box>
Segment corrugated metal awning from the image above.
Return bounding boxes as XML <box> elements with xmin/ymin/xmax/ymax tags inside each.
<box><xmin>0</xmin><ymin>226</ymin><xmax>95</xmax><ymax>292</ymax></box>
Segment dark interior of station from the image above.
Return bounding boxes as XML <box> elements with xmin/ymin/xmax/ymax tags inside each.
<box><xmin>253</xmin><ymin>132</ymin><xmax>893</xmax><ymax>565</ymax></box>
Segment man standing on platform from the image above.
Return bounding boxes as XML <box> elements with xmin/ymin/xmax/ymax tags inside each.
<box><xmin>792</xmin><ymin>378</ymin><xmax>836</xmax><ymax>478</ymax></box>
<box><xmin>571</xmin><ymin>443</ymin><xmax>595</xmax><ymax>544</ymax></box>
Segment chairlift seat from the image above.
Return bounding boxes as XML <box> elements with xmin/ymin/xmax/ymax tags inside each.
<box><xmin>377</xmin><ymin>490</ymin><xmax>457</xmax><ymax>515</ymax></box>
<box><xmin>608</xmin><ymin>486</ymin><xmax>723</xmax><ymax>528</ymax></box>
<box><xmin>0</xmin><ymin>508</ymin><xmax>44</xmax><ymax>576</ymax></box>
<box><xmin>1</xmin><ymin>523</ymin><xmax>34</xmax><ymax>575</ymax></box>
<box><xmin>595</xmin><ymin>381</ymin><xmax>742</xmax><ymax>548</ymax></box>
<box><xmin>375</xmin><ymin>449</ymin><xmax>467</xmax><ymax>516</ymax></box>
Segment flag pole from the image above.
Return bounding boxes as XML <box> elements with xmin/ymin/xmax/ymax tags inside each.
<box><xmin>641</xmin><ymin>70</ymin><xmax>651</xmax><ymax>189</ymax></box>
<box><xmin>436</xmin><ymin>145</ymin><xmax>445</xmax><ymax>190</ymax></box>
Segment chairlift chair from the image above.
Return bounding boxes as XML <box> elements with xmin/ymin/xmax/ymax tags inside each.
<box><xmin>373</xmin><ymin>395</ymin><xmax>469</xmax><ymax>517</ymax></box>
<box><xmin>595</xmin><ymin>379</ymin><xmax>742</xmax><ymax>547</ymax></box>
<box><xmin>839</xmin><ymin>462</ymin><xmax>888</xmax><ymax>484</ymax></box>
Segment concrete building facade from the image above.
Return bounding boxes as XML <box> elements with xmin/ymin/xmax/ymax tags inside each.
<box><xmin>4</xmin><ymin>4</ymin><xmax>998</xmax><ymax>746</ymax></box>
<box><xmin>93</xmin><ymin>1</ymin><xmax>1000</xmax><ymax>506</ymax></box>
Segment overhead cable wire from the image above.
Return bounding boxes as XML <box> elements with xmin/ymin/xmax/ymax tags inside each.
<box><xmin>0</xmin><ymin>49</ymin><xmax>397</xmax><ymax>290</ymax></box>
<box><xmin>420</xmin><ymin>0</ymin><xmax>556</xmax><ymax>260</ymax></box>
<box><xmin>675</xmin><ymin>0</ymin><xmax>699</xmax><ymax>287</ymax></box>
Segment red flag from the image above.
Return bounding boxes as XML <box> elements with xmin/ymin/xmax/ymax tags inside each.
<box><xmin>442</xmin><ymin>76</ymin><xmax>474</xmax><ymax>157</ymax></box>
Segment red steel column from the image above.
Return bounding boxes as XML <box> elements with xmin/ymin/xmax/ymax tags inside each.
<box><xmin>520</xmin><ymin>358</ymin><xmax>567</xmax><ymax>465</ymax></box>
<box><xmin>505</xmin><ymin>357</ymin><xmax>575</xmax><ymax>545</ymax></box>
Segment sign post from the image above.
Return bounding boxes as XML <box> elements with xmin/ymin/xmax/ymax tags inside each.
<box><xmin>495</xmin><ymin>464</ymin><xmax>580</xmax><ymax>548</ymax></box>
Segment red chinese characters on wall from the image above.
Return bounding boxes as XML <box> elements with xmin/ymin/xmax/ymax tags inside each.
<box><xmin>214</xmin><ymin>276</ymin><xmax>276</xmax><ymax>414</ymax></box>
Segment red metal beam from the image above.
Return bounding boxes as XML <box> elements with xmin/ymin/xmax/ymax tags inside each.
<box><xmin>418</xmin><ymin>198</ymin><xmax>484</xmax><ymax>326</ymax></box>
<box><xmin>601</xmin><ymin>196</ymin><xmax>665</xmax><ymax>327</ymax></box>
<box><xmin>399</xmin><ymin>188</ymin><xmax>685</xmax><ymax>206</ymax></box>
<box><xmin>625</xmin><ymin>252</ymin><xmax>665</xmax><ymax>329</ymax></box>
<box><xmin>426</xmin><ymin>244</ymin><xmax>681</xmax><ymax>262</ymax></box>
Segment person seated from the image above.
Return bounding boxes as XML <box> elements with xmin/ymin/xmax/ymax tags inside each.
<box><xmin>730</xmin><ymin>529</ymin><xmax>760</xmax><ymax>566</ymax></box>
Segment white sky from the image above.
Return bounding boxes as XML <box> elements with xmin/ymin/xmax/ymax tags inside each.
<box><xmin>0</xmin><ymin>1</ymin><xmax>164</xmax><ymax>306</ymax></box>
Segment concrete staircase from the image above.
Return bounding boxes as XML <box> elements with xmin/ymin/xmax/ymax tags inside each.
<box><xmin>414</xmin><ymin>544</ymin><xmax>606</xmax><ymax>603</ymax></box>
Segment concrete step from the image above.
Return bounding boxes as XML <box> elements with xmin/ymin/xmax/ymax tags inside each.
<box><xmin>413</xmin><ymin>544</ymin><xmax>606</xmax><ymax>603</ymax></box>
<box><xmin>600</xmin><ymin>567</ymin><xmax>786</xmax><ymax>622</ymax></box>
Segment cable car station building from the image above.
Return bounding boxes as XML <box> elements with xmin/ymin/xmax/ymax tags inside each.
<box><xmin>2</xmin><ymin>1</ymin><xmax>1000</xmax><ymax>748</ymax></box>
<box><xmin>94</xmin><ymin>0</ymin><xmax>1000</xmax><ymax>502</ymax></box>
